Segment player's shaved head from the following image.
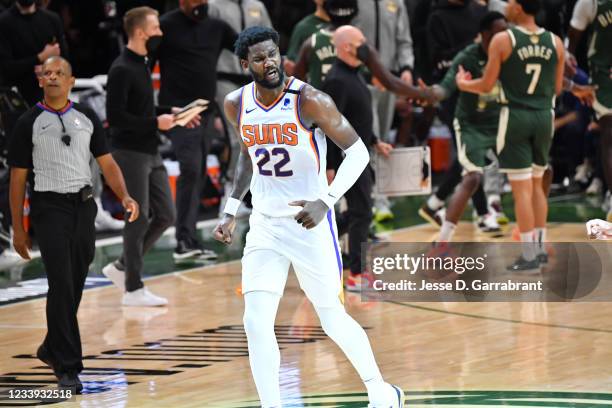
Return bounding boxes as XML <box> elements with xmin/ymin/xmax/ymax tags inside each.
<box><xmin>42</xmin><ymin>56</ymin><xmax>73</xmax><ymax>76</ymax></box>
<box><xmin>333</xmin><ymin>25</ymin><xmax>366</xmax><ymax>67</ymax></box>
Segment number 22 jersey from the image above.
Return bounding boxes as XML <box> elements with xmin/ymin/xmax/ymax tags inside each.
<box><xmin>238</xmin><ymin>77</ymin><xmax>329</xmax><ymax>217</ymax></box>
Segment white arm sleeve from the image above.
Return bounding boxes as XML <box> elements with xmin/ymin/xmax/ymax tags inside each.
<box><xmin>570</xmin><ymin>0</ymin><xmax>597</xmax><ymax>31</ymax></box>
<box><xmin>320</xmin><ymin>138</ymin><xmax>369</xmax><ymax>209</ymax></box>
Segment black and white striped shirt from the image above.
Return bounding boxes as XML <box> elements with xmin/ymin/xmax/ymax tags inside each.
<box><xmin>8</xmin><ymin>101</ymin><xmax>109</xmax><ymax>193</ymax></box>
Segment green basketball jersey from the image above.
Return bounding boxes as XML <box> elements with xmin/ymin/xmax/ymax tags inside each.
<box><xmin>587</xmin><ymin>1</ymin><xmax>612</xmax><ymax>85</ymax></box>
<box><xmin>286</xmin><ymin>14</ymin><xmax>329</xmax><ymax>62</ymax></box>
<box><xmin>440</xmin><ymin>43</ymin><xmax>501</xmax><ymax>130</ymax></box>
<box><xmin>499</xmin><ymin>27</ymin><xmax>558</xmax><ymax>110</ymax></box>
<box><xmin>306</xmin><ymin>29</ymin><xmax>336</xmax><ymax>89</ymax></box>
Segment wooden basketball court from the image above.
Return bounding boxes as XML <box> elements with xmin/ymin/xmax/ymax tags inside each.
<box><xmin>0</xmin><ymin>222</ymin><xmax>611</xmax><ymax>407</ymax></box>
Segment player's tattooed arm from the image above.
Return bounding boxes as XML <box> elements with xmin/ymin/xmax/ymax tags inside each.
<box><xmin>300</xmin><ymin>84</ymin><xmax>360</xmax><ymax>149</ymax></box>
<box><xmin>456</xmin><ymin>31</ymin><xmax>510</xmax><ymax>94</ymax></box>
<box><xmin>223</xmin><ymin>89</ymin><xmax>253</xmax><ymax>202</ymax></box>
<box><xmin>213</xmin><ymin>89</ymin><xmax>252</xmax><ymax>244</ymax></box>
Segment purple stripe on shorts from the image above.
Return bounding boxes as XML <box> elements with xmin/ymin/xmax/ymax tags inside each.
<box><xmin>326</xmin><ymin>209</ymin><xmax>343</xmax><ymax>280</ymax></box>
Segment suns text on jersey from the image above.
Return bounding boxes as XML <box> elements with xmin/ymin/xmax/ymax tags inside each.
<box><xmin>241</xmin><ymin>123</ymin><xmax>299</xmax><ymax>147</ymax></box>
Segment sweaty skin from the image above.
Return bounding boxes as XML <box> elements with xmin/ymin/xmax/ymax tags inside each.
<box><xmin>213</xmin><ymin>39</ymin><xmax>362</xmax><ymax>244</ymax></box>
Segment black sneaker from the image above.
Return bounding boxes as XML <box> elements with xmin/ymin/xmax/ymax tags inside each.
<box><xmin>507</xmin><ymin>256</ymin><xmax>540</xmax><ymax>272</ymax></box>
<box><xmin>57</xmin><ymin>372</ymin><xmax>83</xmax><ymax>394</ymax></box>
<box><xmin>418</xmin><ymin>203</ymin><xmax>443</xmax><ymax>228</ymax></box>
<box><xmin>197</xmin><ymin>248</ymin><xmax>218</xmax><ymax>260</ymax></box>
<box><xmin>189</xmin><ymin>238</ymin><xmax>218</xmax><ymax>260</ymax></box>
<box><xmin>537</xmin><ymin>252</ymin><xmax>548</xmax><ymax>264</ymax></box>
<box><xmin>173</xmin><ymin>240</ymin><xmax>202</xmax><ymax>260</ymax></box>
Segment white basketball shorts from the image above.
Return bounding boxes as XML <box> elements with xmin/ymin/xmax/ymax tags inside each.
<box><xmin>241</xmin><ymin>209</ymin><xmax>344</xmax><ymax>307</ymax></box>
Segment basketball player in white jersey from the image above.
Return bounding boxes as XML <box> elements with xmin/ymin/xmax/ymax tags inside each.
<box><xmin>212</xmin><ymin>27</ymin><xmax>404</xmax><ymax>408</ymax></box>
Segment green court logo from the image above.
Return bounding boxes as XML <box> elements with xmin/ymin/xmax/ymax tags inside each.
<box><xmin>226</xmin><ymin>390</ymin><xmax>612</xmax><ymax>407</ymax></box>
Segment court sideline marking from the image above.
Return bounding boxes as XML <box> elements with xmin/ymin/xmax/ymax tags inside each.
<box><xmin>387</xmin><ymin>301</ymin><xmax>612</xmax><ymax>334</ymax></box>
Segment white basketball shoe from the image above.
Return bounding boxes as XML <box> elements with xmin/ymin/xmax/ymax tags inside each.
<box><xmin>368</xmin><ymin>383</ymin><xmax>405</xmax><ymax>408</ymax></box>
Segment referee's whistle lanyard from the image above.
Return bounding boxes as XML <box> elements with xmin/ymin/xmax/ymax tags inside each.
<box><xmin>41</xmin><ymin>99</ymin><xmax>72</xmax><ymax>147</ymax></box>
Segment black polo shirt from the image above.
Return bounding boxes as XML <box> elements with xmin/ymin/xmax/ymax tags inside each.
<box><xmin>322</xmin><ymin>60</ymin><xmax>375</xmax><ymax>170</ymax></box>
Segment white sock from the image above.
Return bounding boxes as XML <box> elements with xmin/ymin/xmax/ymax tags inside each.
<box><xmin>488</xmin><ymin>194</ymin><xmax>501</xmax><ymax>206</ymax></box>
<box><xmin>315</xmin><ymin>304</ymin><xmax>383</xmax><ymax>387</ymax></box>
<box><xmin>427</xmin><ymin>194</ymin><xmax>445</xmax><ymax>211</ymax></box>
<box><xmin>535</xmin><ymin>227</ymin><xmax>546</xmax><ymax>254</ymax></box>
<box><xmin>243</xmin><ymin>291</ymin><xmax>282</xmax><ymax>407</ymax></box>
<box><xmin>438</xmin><ymin>220</ymin><xmax>456</xmax><ymax>242</ymax></box>
<box><xmin>520</xmin><ymin>231</ymin><xmax>536</xmax><ymax>261</ymax></box>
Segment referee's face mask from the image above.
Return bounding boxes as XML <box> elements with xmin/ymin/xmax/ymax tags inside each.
<box><xmin>38</xmin><ymin>58</ymin><xmax>75</xmax><ymax>99</ymax></box>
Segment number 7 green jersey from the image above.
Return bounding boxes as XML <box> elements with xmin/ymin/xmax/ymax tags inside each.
<box><xmin>499</xmin><ymin>27</ymin><xmax>558</xmax><ymax>110</ymax></box>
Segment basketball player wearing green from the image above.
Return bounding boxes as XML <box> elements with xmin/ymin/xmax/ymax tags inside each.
<box><xmin>285</xmin><ymin>0</ymin><xmax>329</xmax><ymax>64</ymax></box>
<box><xmin>292</xmin><ymin>0</ymin><xmax>359</xmax><ymax>88</ymax></box>
<box><xmin>299</xmin><ymin>27</ymin><xmax>336</xmax><ymax>89</ymax></box>
<box><xmin>568</xmin><ymin>0</ymin><xmax>612</xmax><ymax>222</ymax></box>
<box><xmin>419</xmin><ymin>11</ymin><xmax>508</xmax><ymax>243</ymax></box>
<box><xmin>457</xmin><ymin>0</ymin><xmax>564</xmax><ymax>271</ymax></box>
<box><xmin>292</xmin><ymin>1</ymin><xmax>430</xmax><ymax>100</ymax></box>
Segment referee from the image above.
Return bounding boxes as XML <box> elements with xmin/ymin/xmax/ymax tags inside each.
<box><xmin>8</xmin><ymin>56</ymin><xmax>139</xmax><ymax>392</ymax></box>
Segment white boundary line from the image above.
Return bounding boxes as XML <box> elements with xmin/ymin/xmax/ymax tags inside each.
<box><xmin>0</xmin><ymin>260</ymin><xmax>241</xmax><ymax>310</ymax></box>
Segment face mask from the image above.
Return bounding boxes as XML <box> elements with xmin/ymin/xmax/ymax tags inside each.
<box><xmin>192</xmin><ymin>3</ymin><xmax>208</xmax><ymax>20</ymax></box>
<box><xmin>324</xmin><ymin>0</ymin><xmax>358</xmax><ymax>27</ymax></box>
<box><xmin>17</xmin><ymin>0</ymin><xmax>35</xmax><ymax>7</ymax></box>
<box><xmin>356</xmin><ymin>43</ymin><xmax>369</xmax><ymax>63</ymax></box>
<box><xmin>145</xmin><ymin>35</ymin><xmax>162</xmax><ymax>54</ymax></box>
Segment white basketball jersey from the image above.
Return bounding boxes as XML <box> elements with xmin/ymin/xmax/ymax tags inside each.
<box><xmin>238</xmin><ymin>77</ymin><xmax>328</xmax><ymax>217</ymax></box>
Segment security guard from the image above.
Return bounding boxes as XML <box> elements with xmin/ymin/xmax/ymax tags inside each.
<box><xmin>8</xmin><ymin>56</ymin><xmax>139</xmax><ymax>392</ymax></box>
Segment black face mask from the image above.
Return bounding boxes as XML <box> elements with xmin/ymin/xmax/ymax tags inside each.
<box><xmin>17</xmin><ymin>0</ymin><xmax>35</xmax><ymax>7</ymax></box>
<box><xmin>146</xmin><ymin>35</ymin><xmax>162</xmax><ymax>54</ymax></box>
<box><xmin>145</xmin><ymin>35</ymin><xmax>162</xmax><ymax>54</ymax></box>
<box><xmin>324</xmin><ymin>0</ymin><xmax>358</xmax><ymax>27</ymax></box>
<box><xmin>191</xmin><ymin>3</ymin><xmax>208</xmax><ymax>20</ymax></box>
<box><xmin>356</xmin><ymin>43</ymin><xmax>369</xmax><ymax>63</ymax></box>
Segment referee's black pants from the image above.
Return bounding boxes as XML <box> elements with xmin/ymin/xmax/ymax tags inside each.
<box><xmin>30</xmin><ymin>191</ymin><xmax>97</xmax><ymax>375</ymax></box>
